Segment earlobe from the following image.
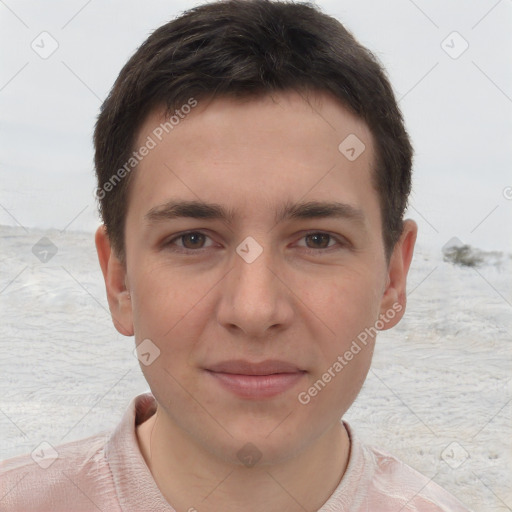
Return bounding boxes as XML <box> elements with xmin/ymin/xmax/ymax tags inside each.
<box><xmin>95</xmin><ymin>225</ymin><xmax>134</xmax><ymax>336</ymax></box>
<box><xmin>379</xmin><ymin>220</ymin><xmax>418</xmax><ymax>330</ymax></box>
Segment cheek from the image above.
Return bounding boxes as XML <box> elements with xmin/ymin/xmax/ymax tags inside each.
<box><xmin>309</xmin><ymin>271</ymin><xmax>382</xmax><ymax>345</ymax></box>
<box><xmin>299</xmin><ymin>282</ymin><xmax>378</xmax><ymax>422</ymax></box>
<box><xmin>128</xmin><ymin>261</ymin><xmax>223</xmax><ymax>387</ymax></box>
<box><xmin>129</xmin><ymin>259</ymin><xmax>212</xmax><ymax>338</ymax></box>
<box><xmin>302</xmin><ymin>271</ymin><xmax>381</xmax><ymax>394</ymax></box>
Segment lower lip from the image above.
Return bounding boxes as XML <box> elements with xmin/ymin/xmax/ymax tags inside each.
<box><xmin>206</xmin><ymin>371</ymin><xmax>306</xmax><ymax>399</ymax></box>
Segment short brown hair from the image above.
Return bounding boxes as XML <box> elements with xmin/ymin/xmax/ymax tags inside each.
<box><xmin>94</xmin><ymin>0</ymin><xmax>412</xmax><ymax>262</ymax></box>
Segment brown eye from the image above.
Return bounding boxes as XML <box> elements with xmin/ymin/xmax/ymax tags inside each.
<box><xmin>180</xmin><ymin>232</ymin><xmax>206</xmax><ymax>249</ymax></box>
<box><xmin>304</xmin><ymin>233</ymin><xmax>332</xmax><ymax>249</ymax></box>
<box><xmin>164</xmin><ymin>230</ymin><xmax>217</xmax><ymax>253</ymax></box>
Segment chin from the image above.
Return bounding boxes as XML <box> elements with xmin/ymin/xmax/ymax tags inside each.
<box><xmin>215</xmin><ymin>417</ymin><xmax>317</xmax><ymax>466</ymax></box>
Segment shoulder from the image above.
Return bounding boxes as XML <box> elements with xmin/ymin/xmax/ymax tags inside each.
<box><xmin>0</xmin><ymin>430</ymin><xmax>120</xmax><ymax>512</ymax></box>
<box><xmin>322</xmin><ymin>422</ymin><xmax>473</xmax><ymax>512</ymax></box>
<box><xmin>362</xmin><ymin>442</ymin><xmax>473</xmax><ymax>511</ymax></box>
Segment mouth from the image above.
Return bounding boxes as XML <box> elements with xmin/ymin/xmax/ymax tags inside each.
<box><xmin>204</xmin><ymin>359</ymin><xmax>307</xmax><ymax>399</ymax></box>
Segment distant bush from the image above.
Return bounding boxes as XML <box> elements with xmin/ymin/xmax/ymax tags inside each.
<box><xmin>443</xmin><ymin>244</ymin><xmax>484</xmax><ymax>268</ymax></box>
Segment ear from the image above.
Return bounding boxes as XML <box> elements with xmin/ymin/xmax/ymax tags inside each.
<box><xmin>95</xmin><ymin>225</ymin><xmax>134</xmax><ymax>336</ymax></box>
<box><xmin>378</xmin><ymin>219</ymin><xmax>417</xmax><ymax>330</ymax></box>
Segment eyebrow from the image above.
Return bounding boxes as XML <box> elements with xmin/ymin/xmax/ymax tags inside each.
<box><xmin>275</xmin><ymin>200</ymin><xmax>365</xmax><ymax>225</ymax></box>
<box><xmin>144</xmin><ymin>199</ymin><xmax>365</xmax><ymax>226</ymax></box>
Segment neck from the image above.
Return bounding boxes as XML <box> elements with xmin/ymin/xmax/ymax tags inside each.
<box><xmin>137</xmin><ymin>407</ymin><xmax>351</xmax><ymax>512</ymax></box>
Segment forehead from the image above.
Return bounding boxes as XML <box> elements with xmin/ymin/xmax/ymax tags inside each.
<box><xmin>128</xmin><ymin>91</ymin><xmax>378</xmax><ymax>227</ymax></box>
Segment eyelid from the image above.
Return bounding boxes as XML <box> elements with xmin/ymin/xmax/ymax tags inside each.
<box><xmin>164</xmin><ymin>229</ymin><xmax>348</xmax><ymax>252</ymax></box>
<box><xmin>294</xmin><ymin>230</ymin><xmax>349</xmax><ymax>251</ymax></box>
<box><xmin>164</xmin><ymin>230</ymin><xmax>217</xmax><ymax>250</ymax></box>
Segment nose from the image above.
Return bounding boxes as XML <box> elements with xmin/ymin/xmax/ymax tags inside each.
<box><xmin>215</xmin><ymin>243</ymin><xmax>294</xmax><ymax>339</ymax></box>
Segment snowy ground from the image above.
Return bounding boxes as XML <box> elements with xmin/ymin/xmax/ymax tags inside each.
<box><xmin>0</xmin><ymin>224</ymin><xmax>510</xmax><ymax>511</ymax></box>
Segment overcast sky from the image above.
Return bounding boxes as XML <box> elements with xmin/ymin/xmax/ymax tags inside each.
<box><xmin>1</xmin><ymin>0</ymin><xmax>511</xmax><ymax>252</ymax></box>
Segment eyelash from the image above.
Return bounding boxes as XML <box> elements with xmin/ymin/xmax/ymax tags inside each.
<box><xmin>164</xmin><ymin>230</ymin><xmax>347</xmax><ymax>254</ymax></box>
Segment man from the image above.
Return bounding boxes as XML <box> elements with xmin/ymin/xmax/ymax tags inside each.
<box><xmin>0</xmin><ymin>1</ymin><xmax>472</xmax><ymax>510</ymax></box>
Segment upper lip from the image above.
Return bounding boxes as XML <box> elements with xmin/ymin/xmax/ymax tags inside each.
<box><xmin>205</xmin><ymin>359</ymin><xmax>304</xmax><ymax>375</ymax></box>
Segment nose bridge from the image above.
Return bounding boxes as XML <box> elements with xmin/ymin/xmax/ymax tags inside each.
<box><xmin>217</xmin><ymin>239</ymin><xmax>291</xmax><ymax>335</ymax></box>
<box><xmin>235</xmin><ymin>238</ymin><xmax>277</xmax><ymax>304</ymax></box>
<box><xmin>235</xmin><ymin>246</ymin><xmax>274</xmax><ymax>299</ymax></box>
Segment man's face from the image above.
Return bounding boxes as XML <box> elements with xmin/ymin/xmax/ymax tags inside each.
<box><xmin>104</xmin><ymin>91</ymin><xmax>412</xmax><ymax>464</ymax></box>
